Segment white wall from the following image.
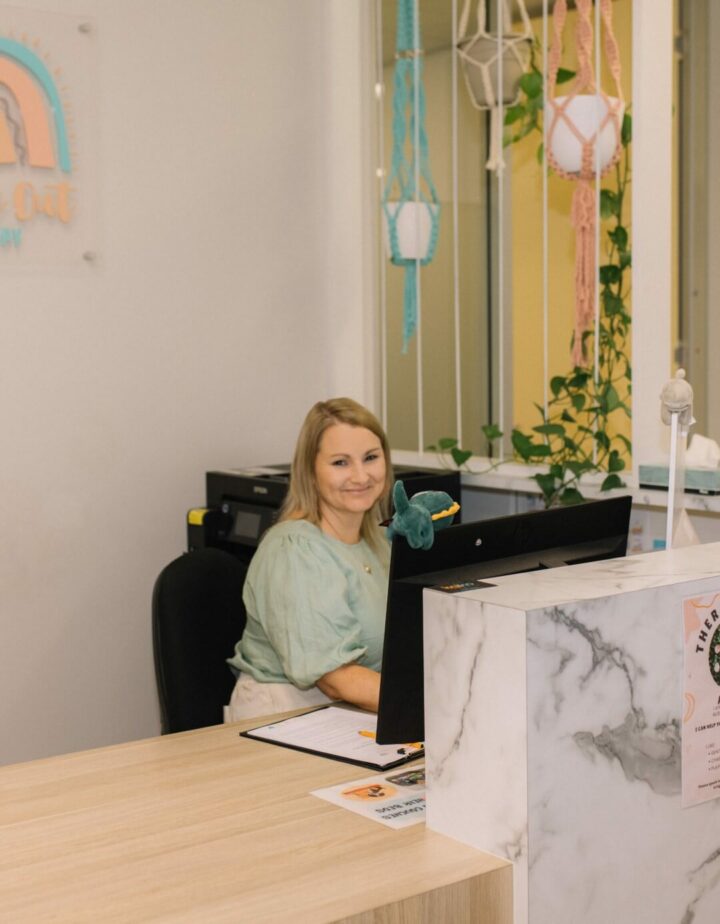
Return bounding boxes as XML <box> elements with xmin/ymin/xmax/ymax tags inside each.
<box><xmin>631</xmin><ymin>0</ymin><xmax>674</xmax><ymax>472</ymax></box>
<box><xmin>0</xmin><ymin>0</ymin><xmax>372</xmax><ymax>765</ymax></box>
<box><xmin>707</xmin><ymin>2</ymin><xmax>720</xmax><ymax>439</ymax></box>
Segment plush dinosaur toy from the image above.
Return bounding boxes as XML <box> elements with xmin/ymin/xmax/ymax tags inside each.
<box><xmin>386</xmin><ymin>480</ymin><xmax>460</xmax><ymax>550</ymax></box>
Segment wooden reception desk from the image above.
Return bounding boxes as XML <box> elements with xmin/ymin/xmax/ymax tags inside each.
<box><xmin>1</xmin><ymin>712</ymin><xmax>511</xmax><ymax>923</ymax></box>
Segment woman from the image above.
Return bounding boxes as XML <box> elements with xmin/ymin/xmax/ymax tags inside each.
<box><xmin>224</xmin><ymin>397</ymin><xmax>393</xmax><ymax>722</ymax></box>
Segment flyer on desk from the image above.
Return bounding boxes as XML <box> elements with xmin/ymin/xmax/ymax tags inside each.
<box><xmin>682</xmin><ymin>592</ymin><xmax>720</xmax><ymax>807</ymax></box>
<box><xmin>311</xmin><ymin>765</ymin><xmax>426</xmax><ymax>829</ymax></box>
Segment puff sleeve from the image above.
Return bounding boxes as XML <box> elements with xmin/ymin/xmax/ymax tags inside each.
<box><xmin>235</xmin><ymin>522</ymin><xmax>386</xmax><ymax>689</ymax></box>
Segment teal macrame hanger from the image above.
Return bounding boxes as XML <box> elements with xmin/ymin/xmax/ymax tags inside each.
<box><xmin>382</xmin><ymin>0</ymin><xmax>440</xmax><ymax>354</ymax></box>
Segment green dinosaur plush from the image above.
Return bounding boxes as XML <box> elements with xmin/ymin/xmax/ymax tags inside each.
<box><xmin>386</xmin><ymin>480</ymin><xmax>460</xmax><ymax>550</ymax></box>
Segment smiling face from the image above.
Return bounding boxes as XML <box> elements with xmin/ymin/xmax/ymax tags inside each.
<box><xmin>314</xmin><ymin>423</ymin><xmax>387</xmax><ymax>527</ymax></box>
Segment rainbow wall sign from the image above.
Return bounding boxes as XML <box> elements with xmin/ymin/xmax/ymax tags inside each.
<box><xmin>0</xmin><ymin>33</ymin><xmax>74</xmax><ymax>250</ymax></box>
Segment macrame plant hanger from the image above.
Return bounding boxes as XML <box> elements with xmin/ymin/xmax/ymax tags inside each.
<box><xmin>546</xmin><ymin>0</ymin><xmax>624</xmax><ymax>367</ymax></box>
<box><xmin>456</xmin><ymin>0</ymin><xmax>532</xmax><ymax>173</ymax></box>
<box><xmin>382</xmin><ymin>0</ymin><xmax>440</xmax><ymax>354</ymax></box>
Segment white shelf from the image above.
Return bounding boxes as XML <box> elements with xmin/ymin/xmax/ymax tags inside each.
<box><xmin>391</xmin><ymin>449</ymin><xmax>720</xmax><ymax>514</ymax></box>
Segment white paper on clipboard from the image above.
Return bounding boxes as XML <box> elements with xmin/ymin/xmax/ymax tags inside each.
<box><xmin>241</xmin><ymin>705</ymin><xmax>423</xmax><ymax>770</ymax></box>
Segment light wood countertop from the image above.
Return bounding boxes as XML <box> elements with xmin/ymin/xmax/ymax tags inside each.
<box><xmin>1</xmin><ymin>713</ymin><xmax>511</xmax><ymax>922</ymax></box>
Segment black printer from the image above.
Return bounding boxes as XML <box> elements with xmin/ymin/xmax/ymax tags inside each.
<box><xmin>188</xmin><ymin>465</ymin><xmax>461</xmax><ymax>564</ymax></box>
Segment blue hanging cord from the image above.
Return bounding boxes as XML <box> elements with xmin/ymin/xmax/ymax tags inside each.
<box><xmin>382</xmin><ymin>0</ymin><xmax>440</xmax><ymax>353</ymax></box>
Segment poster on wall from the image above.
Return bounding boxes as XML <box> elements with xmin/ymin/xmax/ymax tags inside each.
<box><xmin>0</xmin><ymin>5</ymin><xmax>97</xmax><ymax>268</ymax></box>
<box><xmin>682</xmin><ymin>592</ymin><xmax>720</xmax><ymax>807</ymax></box>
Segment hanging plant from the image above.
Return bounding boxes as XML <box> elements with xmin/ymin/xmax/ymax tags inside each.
<box><xmin>431</xmin><ymin>112</ymin><xmax>631</xmax><ymax>506</ymax></box>
<box><xmin>456</xmin><ymin>0</ymin><xmax>533</xmax><ymax>172</ymax></box>
<box><xmin>510</xmin><ymin>108</ymin><xmax>632</xmax><ymax>506</ymax></box>
<box><xmin>382</xmin><ymin>0</ymin><xmax>440</xmax><ymax>354</ymax></box>
<box><xmin>506</xmin><ymin>0</ymin><xmax>631</xmax><ymax>504</ymax></box>
<box><xmin>544</xmin><ymin>0</ymin><xmax>625</xmax><ymax>368</ymax></box>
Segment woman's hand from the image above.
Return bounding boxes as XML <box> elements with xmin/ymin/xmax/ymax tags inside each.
<box><xmin>316</xmin><ymin>663</ymin><xmax>381</xmax><ymax>712</ymax></box>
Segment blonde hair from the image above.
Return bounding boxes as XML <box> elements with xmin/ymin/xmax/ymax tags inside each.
<box><xmin>279</xmin><ymin>397</ymin><xmax>393</xmax><ymax>552</ymax></box>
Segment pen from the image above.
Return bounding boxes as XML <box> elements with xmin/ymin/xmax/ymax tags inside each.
<box><xmin>359</xmin><ymin>730</ymin><xmax>423</xmax><ymax>749</ymax></box>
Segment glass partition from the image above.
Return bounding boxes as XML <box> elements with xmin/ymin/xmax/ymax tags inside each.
<box><xmin>374</xmin><ymin>0</ymin><xmax>635</xmax><ymax>493</ymax></box>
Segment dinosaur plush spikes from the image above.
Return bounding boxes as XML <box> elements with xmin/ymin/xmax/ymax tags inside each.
<box><xmin>386</xmin><ymin>480</ymin><xmax>460</xmax><ymax>550</ymax></box>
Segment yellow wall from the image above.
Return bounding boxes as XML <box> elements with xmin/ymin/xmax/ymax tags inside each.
<box><xmin>511</xmin><ymin>0</ymin><xmax>633</xmax><ymax>443</ymax></box>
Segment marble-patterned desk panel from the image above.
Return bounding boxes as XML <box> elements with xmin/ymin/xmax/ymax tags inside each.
<box><xmin>424</xmin><ymin>545</ymin><xmax>720</xmax><ymax>924</ymax></box>
<box><xmin>452</xmin><ymin>543</ymin><xmax>720</xmax><ymax>612</ymax></box>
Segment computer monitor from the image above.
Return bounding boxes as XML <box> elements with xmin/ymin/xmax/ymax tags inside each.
<box><xmin>375</xmin><ymin>494</ymin><xmax>633</xmax><ymax>744</ymax></box>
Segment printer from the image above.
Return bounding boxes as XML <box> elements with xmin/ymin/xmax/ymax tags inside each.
<box><xmin>188</xmin><ymin>464</ymin><xmax>461</xmax><ymax>564</ymax></box>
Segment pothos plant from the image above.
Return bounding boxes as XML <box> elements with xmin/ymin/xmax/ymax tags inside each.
<box><xmin>429</xmin><ymin>51</ymin><xmax>632</xmax><ymax>508</ymax></box>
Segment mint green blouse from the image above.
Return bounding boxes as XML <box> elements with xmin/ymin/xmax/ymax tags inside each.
<box><xmin>228</xmin><ymin>520</ymin><xmax>390</xmax><ymax>689</ymax></box>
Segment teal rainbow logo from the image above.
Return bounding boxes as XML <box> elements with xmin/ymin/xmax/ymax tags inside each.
<box><xmin>0</xmin><ymin>36</ymin><xmax>71</xmax><ymax>173</ymax></box>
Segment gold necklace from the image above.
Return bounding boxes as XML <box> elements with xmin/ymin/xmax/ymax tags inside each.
<box><xmin>320</xmin><ymin>518</ymin><xmax>372</xmax><ymax>574</ymax></box>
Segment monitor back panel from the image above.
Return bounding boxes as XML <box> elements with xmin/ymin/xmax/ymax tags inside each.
<box><xmin>375</xmin><ymin>495</ymin><xmax>633</xmax><ymax>744</ymax></box>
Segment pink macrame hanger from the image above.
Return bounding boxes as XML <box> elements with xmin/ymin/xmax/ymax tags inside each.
<box><xmin>546</xmin><ymin>0</ymin><xmax>624</xmax><ymax>367</ymax></box>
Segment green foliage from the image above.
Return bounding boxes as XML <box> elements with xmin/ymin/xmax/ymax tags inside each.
<box><xmin>482</xmin><ymin>423</ymin><xmax>503</xmax><ymax>441</ymax></box>
<box><xmin>426</xmin><ymin>437</ymin><xmax>473</xmax><ymax>470</ymax></box>
<box><xmin>504</xmin><ymin>61</ymin><xmax>632</xmax><ymax>507</ymax></box>
<box><xmin>503</xmin><ymin>47</ymin><xmax>576</xmax><ymax>148</ymax></box>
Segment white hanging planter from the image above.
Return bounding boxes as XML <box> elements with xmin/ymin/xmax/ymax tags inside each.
<box><xmin>457</xmin><ymin>35</ymin><xmax>532</xmax><ymax>108</ymax></box>
<box><xmin>383</xmin><ymin>201</ymin><xmax>439</xmax><ymax>261</ymax></box>
<box><xmin>548</xmin><ymin>95</ymin><xmax>625</xmax><ymax>175</ymax></box>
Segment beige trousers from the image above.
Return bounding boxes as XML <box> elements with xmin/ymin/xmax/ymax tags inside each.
<box><xmin>224</xmin><ymin>673</ymin><xmax>332</xmax><ymax>723</ymax></box>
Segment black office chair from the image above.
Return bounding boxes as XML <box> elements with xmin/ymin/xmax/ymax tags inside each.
<box><xmin>152</xmin><ymin>548</ymin><xmax>247</xmax><ymax>734</ymax></box>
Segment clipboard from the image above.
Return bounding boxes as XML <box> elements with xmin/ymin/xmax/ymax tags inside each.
<box><xmin>240</xmin><ymin>705</ymin><xmax>424</xmax><ymax>771</ymax></box>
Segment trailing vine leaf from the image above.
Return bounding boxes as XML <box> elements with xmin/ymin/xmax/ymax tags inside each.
<box><xmin>601</xmin><ymin>473</ymin><xmax>624</xmax><ymax>491</ymax></box>
<box><xmin>511</xmin><ymin>431</ymin><xmax>533</xmax><ymax>458</ymax></box>
<box><xmin>560</xmin><ymin>487</ymin><xmax>585</xmax><ymax>505</ymax></box>
<box><xmin>599</xmin><ymin>264</ymin><xmax>620</xmax><ymax>285</ymax></box>
<box><xmin>535</xmin><ymin>473</ymin><xmax>558</xmax><ymax>503</ymax></box>
<box><xmin>550</xmin><ymin>376</ymin><xmax>566</xmax><ymax>396</ymax></box>
<box><xmin>482</xmin><ymin>423</ymin><xmax>504</xmax><ymax>441</ymax></box>
<box><xmin>604</xmin><ymin>293</ymin><xmax>624</xmax><ymax>316</ymax></box>
<box><xmin>566</xmin><ymin>459</ymin><xmax>594</xmax><ymax>477</ymax></box>
<box><xmin>569</xmin><ymin>369</ymin><xmax>591</xmax><ymax>387</ymax></box>
<box><xmin>505</xmin><ymin>104</ymin><xmax>525</xmax><ymax>126</ymax></box>
<box><xmin>604</xmin><ymin>385</ymin><xmax>620</xmax><ymax>413</ymax></box>
<box><xmin>437</xmin><ymin>437</ymin><xmax>458</xmax><ymax>450</ymax></box>
<box><xmin>450</xmin><ymin>446</ymin><xmax>473</xmax><ymax>467</ymax></box>
<box><xmin>520</xmin><ymin>70</ymin><xmax>543</xmax><ymax>98</ymax></box>
<box><xmin>621</xmin><ymin>112</ymin><xmax>632</xmax><ymax>145</ymax></box>
<box><xmin>600</xmin><ymin>189</ymin><xmax>619</xmax><ymax>218</ymax></box>
<box><xmin>595</xmin><ymin>430</ymin><xmax>611</xmax><ymax>451</ymax></box>
<box><xmin>609</xmin><ymin>226</ymin><xmax>628</xmax><ymax>250</ymax></box>
<box><xmin>616</xmin><ymin>434</ymin><xmax>632</xmax><ymax>453</ymax></box>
